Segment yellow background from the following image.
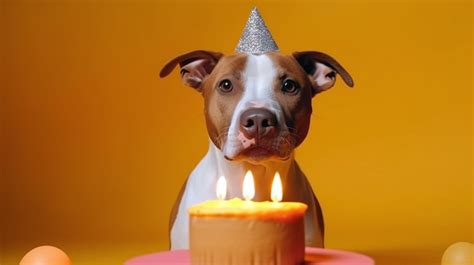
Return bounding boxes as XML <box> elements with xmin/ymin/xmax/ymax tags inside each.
<box><xmin>1</xmin><ymin>0</ymin><xmax>472</xmax><ymax>265</ymax></box>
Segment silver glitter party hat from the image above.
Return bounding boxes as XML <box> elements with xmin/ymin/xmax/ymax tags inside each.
<box><xmin>235</xmin><ymin>7</ymin><xmax>279</xmax><ymax>54</ymax></box>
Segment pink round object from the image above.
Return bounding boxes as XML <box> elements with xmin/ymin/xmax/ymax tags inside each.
<box><xmin>125</xmin><ymin>247</ymin><xmax>374</xmax><ymax>265</ymax></box>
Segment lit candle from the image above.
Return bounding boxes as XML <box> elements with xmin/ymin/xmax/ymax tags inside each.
<box><xmin>242</xmin><ymin>170</ymin><xmax>255</xmax><ymax>201</ymax></box>
<box><xmin>271</xmin><ymin>172</ymin><xmax>283</xmax><ymax>203</ymax></box>
<box><xmin>216</xmin><ymin>176</ymin><xmax>227</xmax><ymax>200</ymax></box>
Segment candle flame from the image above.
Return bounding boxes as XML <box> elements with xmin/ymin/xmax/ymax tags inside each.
<box><xmin>271</xmin><ymin>172</ymin><xmax>283</xmax><ymax>202</ymax></box>
<box><xmin>216</xmin><ymin>176</ymin><xmax>227</xmax><ymax>200</ymax></box>
<box><xmin>242</xmin><ymin>170</ymin><xmax>255</xmax><ymax>201</ymax></box>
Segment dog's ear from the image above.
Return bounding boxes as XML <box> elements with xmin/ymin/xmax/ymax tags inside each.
<box><xmin>293</xmin><ymin>51</ymin><xmax>353</xmax><ymax>95</ymax></box>
<box><xmin>160</xmin><ymin>50</ymin><xmax>224</xmax><ymax>91</ymax></box>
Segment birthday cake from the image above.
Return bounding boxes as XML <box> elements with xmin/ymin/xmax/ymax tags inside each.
<box><xmin>189</xmin><ymin>198</ymin><xmax>307</xmax><ymax>265</ymax></box>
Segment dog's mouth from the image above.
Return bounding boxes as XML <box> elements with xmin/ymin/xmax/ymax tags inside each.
<box><xmin>221</xmin><ymin>131</ymin><xmax>298</xmax><ymax>163</ymax></box>
<box><xmin>242</xmin><ymin>146</ymin><xmax>273</xmax><ymax>158</ymax></box>
<box><xmin>225</xmin><ymin>144</ymin><xmax>292</xmax><ymax>162</ymax></box>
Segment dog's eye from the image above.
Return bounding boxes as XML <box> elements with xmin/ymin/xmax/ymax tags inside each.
<box><xmin>218</xmin><ymin>79</ymin><xmax>233</xmax><ymax>93</ymax></box>
<box><xmin>282</xmin><ymin>79</ymin><xmax>299</xmax><ymax>95</ymax></box>
<box><xmin>325</xmin><ymin>71</ymin><xmax>336</xmax><ymax>80</ymax></box>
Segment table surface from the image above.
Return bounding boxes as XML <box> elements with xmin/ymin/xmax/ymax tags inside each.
<box><xmin>124</xmin><ymin>247</ymin><xmax>375</xmax><ymax>265</ymax></box>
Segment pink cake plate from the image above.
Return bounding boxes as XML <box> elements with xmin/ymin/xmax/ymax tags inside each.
<box><xmin>125</xmin><ymin>247</ymin><xmax>374</xmax><ymax>265</ymax></box>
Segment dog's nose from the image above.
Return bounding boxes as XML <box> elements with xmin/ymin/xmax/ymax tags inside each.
<box><xmin>239</xmin><ymin>108</ymin><xmax>278</xmax><ymax>139</ymax></box>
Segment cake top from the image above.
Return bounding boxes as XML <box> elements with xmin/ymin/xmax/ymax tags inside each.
<box><xmin>188</xmin><ymin>198</ymin><xmax>307</xmax><ymax>222</ymax></box>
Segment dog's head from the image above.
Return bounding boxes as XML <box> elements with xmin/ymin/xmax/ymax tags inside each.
<box><xmin>160</xmin><ymin>51</ymin><xmax>353</xmax><ymax>163</ymax></box>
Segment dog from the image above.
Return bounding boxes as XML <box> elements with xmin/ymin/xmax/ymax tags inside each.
<box><xmin>160</xmin><ymin>50</ymin><xmax>353</xmax><ymax>249</ymax></box>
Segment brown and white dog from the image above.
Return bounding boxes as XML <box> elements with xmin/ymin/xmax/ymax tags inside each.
<box><xmin>160</xmin><ymin>50</ymin><xmax>353</xmax><ymax>249</ymax></box>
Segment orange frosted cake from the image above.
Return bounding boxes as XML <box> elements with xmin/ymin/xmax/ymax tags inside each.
<box><xmin>188</xmin><ymin>198</ymin><xmax>307</xmax><ymax>265</ymax></box>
